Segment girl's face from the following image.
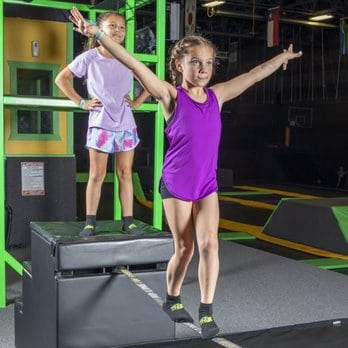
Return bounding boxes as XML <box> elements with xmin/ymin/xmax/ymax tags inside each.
<box><xmin>176</xmin><ymin>45</ymin><xmax>215</xmax><ymax>88</ymax></box>
<box><xmin>101</xmin><ymin>14</ymin><xmax>126</xmax><ymax>44</ymax></box>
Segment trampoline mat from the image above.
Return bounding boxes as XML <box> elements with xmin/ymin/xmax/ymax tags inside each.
<box><xmin>124</xmin><ymin>318</ymin><xmax>348</xmax><ymax>348</ymax></box>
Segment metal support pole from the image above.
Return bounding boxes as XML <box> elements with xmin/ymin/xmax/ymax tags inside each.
<box><xmin>152</xmin><ymin>0</ymin><xmax>165</xmax><ymax>229</ymax></box>
<box><xmin>0</xmin><ymin>0</ymin><xmax>6</xmax><ymax>308</ymax></box>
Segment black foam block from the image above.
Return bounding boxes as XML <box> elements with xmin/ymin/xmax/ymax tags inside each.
<box><xmin>15</xmin><ymin>220</ymin><xmax>175</xmax><ymax>348</ymax></box>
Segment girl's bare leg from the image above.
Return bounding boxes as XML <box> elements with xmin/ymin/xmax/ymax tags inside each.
<box><xmin>193</xmin><ymin>192</ymin><xmax>220</xmax><ymax>304</ymax></box>
<box><xmin>162</xmin><ymin>197</ymin><xmax>195</xmax><ymax>322</ymax></box>
<box><xmin>193</xmin><ymin>192</ymin><xmax>220</xmax><ymax>339</ymax></box>
<box><xmin>115</xmin><ymin>149</ymin><xmax>135</xmax><ymax>217</ymax></box>
<box><xmin>81</xmin><ymin>148</ymin><xmax>108</xmax><ymax>236</ymax></box>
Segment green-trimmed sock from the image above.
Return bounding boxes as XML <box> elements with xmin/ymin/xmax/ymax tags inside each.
<box><xmin>122</xmin><ymin>216</ymin><xmax>144</xmax><ymax>236</ymax></box>
<box><xmin>199</xmin><ymin>303</ymin><xmax>219</xmax><ymax>340</ymax></box>
<box><xmin>162</xmin><ymin>294</ymin><xmax>194</xmax><ymax>323</ymax></box>
<box><xmin>80</xmin><ymin>215</ymin><xmax>96</xmax><ymax>237</ymax></box>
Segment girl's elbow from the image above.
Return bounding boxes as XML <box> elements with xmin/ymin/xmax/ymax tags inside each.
<box><xmin>54</xmin><ymin>76</ymin><xmax>62</xmax><ymax>88</ymax></box>
<box><xmin>55</xmin><ymin>73</ymin><xmax>65</xmax><ymax>86</ymax></box>
<box><xmin>55</xmin><ymin>74</ymin><xmax>71</xmax><ymax>88</ymax></box>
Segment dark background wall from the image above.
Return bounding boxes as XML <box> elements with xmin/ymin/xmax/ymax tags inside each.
<box><xmin>219</xmin><ymin>101</ymin><xmax>348</xmax><ymax>186</ymax></box>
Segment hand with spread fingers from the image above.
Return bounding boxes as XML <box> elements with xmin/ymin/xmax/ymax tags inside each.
<box><xmin>69</xmin><ymin>6</ymin><xmax>99</xmax><ymax>37</ymax></box>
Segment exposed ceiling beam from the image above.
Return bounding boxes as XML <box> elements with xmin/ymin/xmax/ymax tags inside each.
<box><xmin>213</xmin><ymin>9</ymin><xmax>338</xmax><ymax>28</ymax></box>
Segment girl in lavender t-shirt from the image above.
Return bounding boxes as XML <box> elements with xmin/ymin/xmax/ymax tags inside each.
<box><xmin>55</xmin><ymin>11</ymin><xmax>149</xmax><ymax>237</ymax></box>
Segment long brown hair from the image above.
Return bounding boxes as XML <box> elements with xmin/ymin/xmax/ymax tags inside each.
<box><xmin>168</xmin><ymin>35</ymin><xmax>217</xmax><ymax>86</ymax></box>
<box><xmin>84</xmin><ymin>12</ymin><xmax>126</xmax><ymax>50</ymax></box>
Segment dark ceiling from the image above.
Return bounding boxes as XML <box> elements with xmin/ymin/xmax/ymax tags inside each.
<box><xmin>45</xmin><ymin>0</ymin><xmax>348</xmax><ymax>46</ymax></box>
<box><xmin>61</xmin><ymin>0</ymin><xmax>348</xmax><ymax>23</ymax></box>
<box><xmin>199</xmin><ymin>0</ymin><xmax>348</xmax><ymax>20</ymax></box>
<box><xmin>8</xmin><ymin>1</ymin><xmax>348</xmax><ymax>47</ymax></box>
<box><xmin>195</xmin><ymin>1</ymin><xmax>348</xmax><ymax>43</ymax></box>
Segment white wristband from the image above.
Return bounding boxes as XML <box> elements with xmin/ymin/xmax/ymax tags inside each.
<box><xmin>95</xmin><ymin>29</ymin><xmax>105</xmax><ymax>41</ymax></box>
<box><xmin>79</xmin><ymin>99</ymin><xmax>86</xmax><ymax>109</ymax></box>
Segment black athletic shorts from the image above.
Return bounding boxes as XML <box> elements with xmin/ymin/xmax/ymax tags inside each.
<box><xmin>159</xmin><ymin>178</ymin><xmax>174</xmax><ymax>199</ymax></box>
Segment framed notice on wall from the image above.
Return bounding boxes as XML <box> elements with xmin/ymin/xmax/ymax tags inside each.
<box><xmin>21</xmin><ymin>162</ymin><xmax>45</xmax><ymax>196</ymax></box>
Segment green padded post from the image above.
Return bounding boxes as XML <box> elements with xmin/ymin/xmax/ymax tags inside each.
<box><xmin>0</xmin><ymin>0</ymin><xmax>5</xmax><ymax>308</ymax></box>
<box><xmin>152</xmin><ymin>0</ymin><xmax>165</xmax><ymax>229</ymax></box>
<box><xmin>120</xmin><ymin>0</ymin><xmax>165</xmax><ymax>228</ymax></box>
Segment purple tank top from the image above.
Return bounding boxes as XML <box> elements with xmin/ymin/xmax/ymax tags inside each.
<box><xmin>162</xmin><ymin>87</ymin><xmax>221</xmax><ymax>201</ymax></box>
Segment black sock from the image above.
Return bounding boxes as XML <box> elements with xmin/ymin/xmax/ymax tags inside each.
<box><xmin>162</xmin><ymin>294</ymin><xmax>194</xmax><ymax>323</ymax></box>
<box><xmin>199</xmin><ymin>303</ymin><xmax>219</xmax><ymax>340</ymax></box>
<box><xmin>80</xmin><ymin>215</ymin><xmax>96</xmax><ymax>237</ymax></box>
<box><xmin>86</xmin><ymin>215</ymin><xmax>96</xmax><ymax>228</ymax></box>
<box><xmin>122</xmin><ymin>216</ymin><xmax>133</xmax><ymax>228</ymax></box>
<box><xmin>122</xmin><ymin>216</ymin><xmax>144</xmax><ymax>235</ymax></box>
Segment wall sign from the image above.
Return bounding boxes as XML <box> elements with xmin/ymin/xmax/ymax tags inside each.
<box><xmin>21</xmin><ymin>162</ymin><xmax>45</xmax><ymax>196</ymax></box>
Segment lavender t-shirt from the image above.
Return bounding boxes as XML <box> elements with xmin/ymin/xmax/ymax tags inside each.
<box><xmin>162</xmin><ymin>87</ymin><xmax>222</xmax><ymax>201</ymax></box>
<box><xmin>68</xmin><ymin>48</ymin><xmax>136</xmax><ymax>131</ymax></box>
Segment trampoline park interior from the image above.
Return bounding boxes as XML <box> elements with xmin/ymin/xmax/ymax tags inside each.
<box><xmin>1</xmin><ymin>0</ymin><xmax>348</xmax><ymax>347</ymax></box>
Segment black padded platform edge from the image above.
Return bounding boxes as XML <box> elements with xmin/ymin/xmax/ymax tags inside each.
<box><xmin>123</xmin><ymin>318</ymin><xmax>348</xmax><ymax>348</ymax></box>
<box><xmin>30</xmin><ymin>220</ymin><xmax>173</xmax><ymax>270</ymax></box>
<box><xmin>262</xmin><ymin>197</ymin><xmax>348</xmax><ymax>255</ymax></box>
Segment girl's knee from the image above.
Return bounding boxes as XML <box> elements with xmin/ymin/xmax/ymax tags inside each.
<box><xmin>89</xmin><ymin>171</ymin><xmax>106</xmax><ymax>184</ymax></box>
<box><xmin>176</xmin><ymin>241</ymin><xmax>194</xmax><ymax>261</ymax></box>
<box><xmin>116</xmin><ymin>167</ymin><xmax>132</xmax><ymax>182</ymax></box>
<box><xmin>198</xmin><ymin>236</ymin><xmax>219</xmax><ymax>256</ymax></box>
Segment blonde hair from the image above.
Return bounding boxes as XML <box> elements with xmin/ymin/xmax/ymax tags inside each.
<box><xmin>168</xmin><ymin>35</ymin><xmax>217</xmax><ymax>86</ymax></box>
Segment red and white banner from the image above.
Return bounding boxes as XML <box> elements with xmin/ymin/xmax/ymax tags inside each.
<box><xmin>267</xmin><ymin>7</ymin><xmax>279</xmax><ymax>47</ymax></box>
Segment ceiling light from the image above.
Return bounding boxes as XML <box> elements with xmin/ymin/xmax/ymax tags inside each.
<box><xmin>202</xmin><ymin>1</ymin><xmax>226</xmax><ymax>8</ymax></box>
<box><xmin>309</xmin><ymin>13</ymin><xmax>333</xmax><ymax>21</ymax></box>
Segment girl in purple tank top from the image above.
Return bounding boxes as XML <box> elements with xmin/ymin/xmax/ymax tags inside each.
<box><xmin>70</xmin><ymin>7</ymin><xmax>302</xmax><ymax>340</ymax></box>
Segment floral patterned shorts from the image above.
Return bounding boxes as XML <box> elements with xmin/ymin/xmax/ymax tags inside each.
<box><xmin>86</xmin><ymin>127</ymin><xmax>140</xmax><ymax>153</ymax></box>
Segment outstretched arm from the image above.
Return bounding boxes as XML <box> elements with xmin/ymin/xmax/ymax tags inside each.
<box><xmin>69</xmin><ymin>7</ymin><xmax>176</xmax><ymax>118</ymax></box>
<box><xmin>212</xmin><ymin>44</ymin><xmax>302</xmax><ymax>106</ymax></box>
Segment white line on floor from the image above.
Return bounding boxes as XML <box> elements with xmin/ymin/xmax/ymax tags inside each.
<box><xmin>120</xmin><ymin>267</ymin><xmax>242</xmax><ymax>348</ymax></box>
